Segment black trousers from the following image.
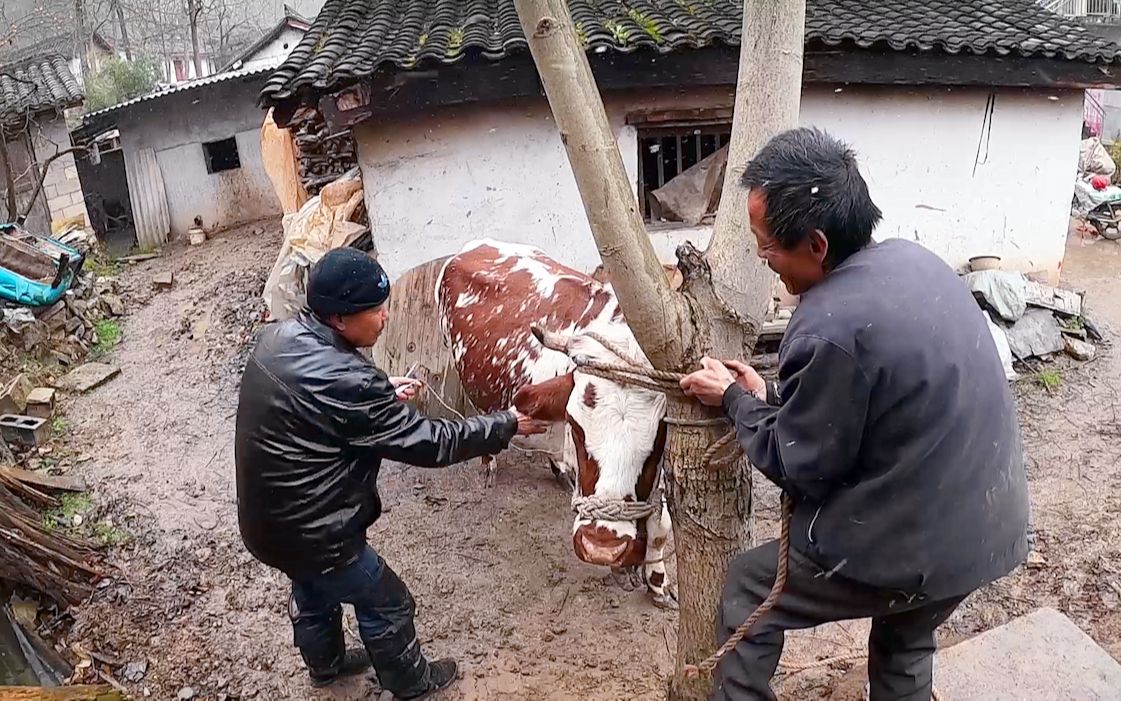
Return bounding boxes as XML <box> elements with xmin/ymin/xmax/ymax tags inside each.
<box><xmin>713</xmin><ymin>541</ymin><xmax>965</xmax><ymax>701</ymax></box>
<box><xmin>288</xmin><ymin>546</ymin><xmax>432</xmax><ymax>697</ymax></box>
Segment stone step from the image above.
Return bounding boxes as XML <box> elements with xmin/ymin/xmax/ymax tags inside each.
<box><xmin>934</xmin><ymin>607</ymin><xmax>1121</xmax><ymax>700</ymax></box>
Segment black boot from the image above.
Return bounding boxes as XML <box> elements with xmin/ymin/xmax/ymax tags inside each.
<box><xmin>309</xmin><ymin>648</ymin><xmax>373</xmax><ymax>688</ymax></box>
<box><xmin>397</xmin><ymin>659</ymin><xmax>458</xmax><ymax>700</ymax></box>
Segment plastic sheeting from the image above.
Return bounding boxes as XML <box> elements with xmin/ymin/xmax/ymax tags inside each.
<box><xmin>983</xmin><ymin>311</ymin><xmax>1018</xmax><ymax>381</ymax></box>
<box><xmin>262</xmin><ymin>168</ymin><xmax>367</xmax><ymax>321</ymax></box>
<box><xmin>261</xmin><ymin>108</ymin><xmax>309</xmax><ymax>215</ymax></box>
<box><xmin>649</xmin><ymin>145</ymin><xmax>728</xmax><ymax>225</ymax></box>
<box><xmin>1078</xmin><ymin>138</ymin><xmax>1116</xmax><ymax>178</ymax></box>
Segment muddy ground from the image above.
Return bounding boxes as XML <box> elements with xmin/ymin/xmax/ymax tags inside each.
<box><xmin>53</xmin><ymin>221</ymin><xmax>1121</xmax><ymax>700</ymax></box>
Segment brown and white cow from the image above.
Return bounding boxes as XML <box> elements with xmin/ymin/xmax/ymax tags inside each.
<box><xmin>436</xmin><ymin>239</ymin><xmax>676</xmax><ymax>608</ymax></box>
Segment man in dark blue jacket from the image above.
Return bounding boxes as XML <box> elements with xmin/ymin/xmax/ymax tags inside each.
<box><xmin>235</xmin><ymin>249</ymin><xmax>544</xmax><ymax>700</ymax></box>
<box><xmin>681</xmin><ymin>128</ymin><xmax>1030</xmax><ymax>701</ymax></box>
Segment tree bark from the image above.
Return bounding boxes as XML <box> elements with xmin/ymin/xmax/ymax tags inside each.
<box><xmin>513</xmin><ymin>0</ymin><xmax>691</xmax><ymax>370</ymax></box>
<box><xmin>0</xmin><ymin>131</ymin><xmax>19</xmax><ymax>222</ymax></box>
<box><xmin>74</xmin><ymin>0</ymin><xmax>90</xmax><ymax>80</ymax></box>
<box><xmin>113</xmin><ymin>0</ymin><xmax>132</xmax><ymax>60</ymax></box>
<box><xmin>706</xmin><ymin>1</ymin><xmax>807</xmax><ymax>357</ymax></box>
<box><xmin>188</xmin><ymin>0</ymin><xmax>204</xmax><ymax>78</ymax></box>
<box><xmin>513</xmin><ymin>2</ymin><xmax>805</xmax><ymax>699</ymax></box>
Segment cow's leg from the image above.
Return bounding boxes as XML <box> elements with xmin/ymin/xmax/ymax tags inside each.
<box><xmin>644</xmin><ymin>503</ymin><xmax>677</xmax><ymax>610</ymax></box>
<box><xmin>547</xmin><ymin>457</ymin><xmax>575</xmax><ymax>493</ymax></box>
<box><xmin>481</xmin><ymin>454</ymin><xmax>496</xmax><ymax>488</ymax></box>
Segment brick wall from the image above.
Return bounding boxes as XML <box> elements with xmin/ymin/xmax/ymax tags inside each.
<box><xmin>35</xmin><ymin>114</ymin><xmax>89</xmax><ymax>228</ymax></box>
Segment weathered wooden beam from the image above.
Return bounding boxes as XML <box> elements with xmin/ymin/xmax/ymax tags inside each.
<box><xmin>0</xmin><ymin>467</ymin><xmax>88</xmax><ymax>493</ymax></box>
<box><xmin>0</xmin><ymin>686</ymin><xmax>125</xmax><ymax>700</ymax></box>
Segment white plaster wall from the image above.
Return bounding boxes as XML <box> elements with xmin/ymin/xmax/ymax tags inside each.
<box><xmin>355</xmin><ymin>85</ymin><xmax>1082</xmax><ymax>281</ymax></box>
<box><xmin>239</xmin><ymin>27</ymin><xmax>305</xmax><ymax>71</ymax></box>
<box><xmin>116</xmin><ymin>77</ymin><xmax>280</xmax><ymax>238</ymax></box>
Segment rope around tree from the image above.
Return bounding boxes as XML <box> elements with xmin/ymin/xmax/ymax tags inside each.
<box><xmin>533</xmin><ymin>327</ymin><xmax>794</xmax><ymax>679</ymax></box>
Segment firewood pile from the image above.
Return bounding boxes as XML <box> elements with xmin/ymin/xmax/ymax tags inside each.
<box><xmin>294</xmin><ymin>112</ymin><xmax>358</xmax><ymax>198</ymax></box>
<box><xmin>0</xmin><ymin>469</ymin><xmax>99</xmax><ymax>606</ymax></box>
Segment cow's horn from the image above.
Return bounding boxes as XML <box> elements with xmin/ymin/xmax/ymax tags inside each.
<box><xmin>530</xmin><ymin>324</ymin><xmax>569</xmax><ymax>352</ymax></box>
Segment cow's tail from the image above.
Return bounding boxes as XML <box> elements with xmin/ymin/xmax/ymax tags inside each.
<box><xmin>434</xmin><ymin>254</ymin><xmax>456</xmax><ymax>347</ymax></box>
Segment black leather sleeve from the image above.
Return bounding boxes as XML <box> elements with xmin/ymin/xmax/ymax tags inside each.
<box><xmin>343</xmin><ymin>369</ymin><xmax>518</xmax><ymax>467</ymax></box>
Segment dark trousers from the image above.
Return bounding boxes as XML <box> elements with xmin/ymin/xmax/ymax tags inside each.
<box><xmin>713</xmin><ymin>541</ymin><xmax>966</xmax><ymax>701</ymax></box>
<box><xmin>288</xmin><ymin>545</ymin><xmax>431</xmax><ymax>697</ymax></box>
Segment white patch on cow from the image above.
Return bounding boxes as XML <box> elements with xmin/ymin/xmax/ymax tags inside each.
<box><xmin>455</xmin><ymin>291</ymin><xmax>481</xmax><ymax>308</ymax></box>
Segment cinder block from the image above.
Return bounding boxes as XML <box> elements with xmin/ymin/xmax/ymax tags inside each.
<box><xmin>0</xmin><ymin>414</ymin><xmax>49</xmax><ymax>447</ymax></box>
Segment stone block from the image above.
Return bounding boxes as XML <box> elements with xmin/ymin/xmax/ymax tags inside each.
<box><xmin>64</xmin><ymin>165</ymin><xmax>78</xmax><ymax>180</ymax></box>
<box><xmin>934</xmin><ymin>607</ymin><xmax>1121</xmax><ymax>700</ymax></box>
<box><xmin>0</xmin><ymin>373</ymin><xmax>33</xmax><ymax>414</ymax></box>
<box><xmin>25</xmin><ymin>387</ymin><xmax>55</xmax><ymax>419</ymax></box>
<box><xmin>61</xmin><ymin>203</ymin><xmax>88</xmax><ymax>222</ymax></box>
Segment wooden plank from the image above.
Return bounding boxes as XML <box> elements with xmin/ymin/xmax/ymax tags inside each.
<box><xmin>370</xmin><ymin>257</ymin><xmax>476</xmax><ymax>421</ymax></box>
<box><xmin>0</xmin><ymin>466</ymin><xmax>87</xmax><ymax>493</ymax></box>
<box><xmin>0</xmin><ymin>687</ymin><xmax>125</xmax><ymax>700</ymax></box>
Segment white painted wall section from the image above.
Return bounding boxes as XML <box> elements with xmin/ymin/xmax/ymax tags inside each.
<box><xmin>355</xmin><ymin>86</ymin><xmax>1083</xmax><ymax>281</ymax></box>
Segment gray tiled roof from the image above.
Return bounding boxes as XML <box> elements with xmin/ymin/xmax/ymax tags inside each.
<box><xmin>261</xmin><ymin>0</ymin><xmax>1121</xmax><ymax>105</ymax></box>
<box><xmin>0</xmin><ymin>54</ymin><xmax>84</xmax><ymax>123</ymax></box>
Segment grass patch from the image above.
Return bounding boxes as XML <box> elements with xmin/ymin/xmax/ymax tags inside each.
<box><xmin>1036</xmin><ymin>369</ymin><xmax>1063</xmax><ymax>392</ymax></box>
<box><xmin>42</xmin><ymin>492</ymin><xmax>93</xmax><ymax>531</ymax></box>
<box><xmin>92</xmin><ymin>319</ymin><xmax>121</xmax><ymax>356</ymax></box>
<box><xmin>94</xmin><ymin>520</ymin><xmax>129</xmax><ymax>547</ymax></box>
<box><xmin>50</xmin><ymin>416</ymin><xmax>67</xmax><ymax>438</ymax></box>
<box><xmin>84</xmin><ymin>253</ymin><xmax>122</xmax><ymax>278</ymax></box>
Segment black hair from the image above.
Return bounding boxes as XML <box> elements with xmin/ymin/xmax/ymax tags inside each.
<box><xmin>740</xmin><ymin>127</ymin><xmax>882</xmax><ymax>266</ymax></box>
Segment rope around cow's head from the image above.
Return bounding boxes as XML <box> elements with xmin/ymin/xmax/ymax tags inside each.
<box><xmin>529</xmin><ymin>323</ymin><xmax>793</xmax><ymax>678</ymax></box>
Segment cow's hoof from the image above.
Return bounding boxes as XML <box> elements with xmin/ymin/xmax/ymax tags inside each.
<box><xmin>610</xmin><ymin>567</ymin><xmax>642</xmax><ymax>592</ymax></box>
<box><xmin>553</xmin><ymin>469</ymin><xmax>575</xmax><ymax>493</ymax></box>
<box><xmin>651</xmin><ymin>586</ymin><xmax>679</xmax><ymax>611</ymax></box>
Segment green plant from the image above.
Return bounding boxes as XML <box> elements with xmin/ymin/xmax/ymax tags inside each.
<box><xmin>84</xmin><ymin>57</ymin><xmax>162</xmax><ymax>113</ymax></box>
<box><xmin>1037</xmin><ymin>369</ymin><xmax>1063</xmax><ymax>392</ymax></box>
<box><xmin>51</xmin><ymin>416</ymin><xmax>67</xmax><ymax>438</ymax></box>
<box><xmin>42</xmin><ymin>492</ymin><xmax>93</xmax><ymax>531</ymax></box>
<box><xmin>628</xmin><ymin>9</ymin><xmax>663</xmax><ymax>43</ymax></box>
<box><xmin>94</xmin><ymin>521</ymin><xmax>129</xmax><ymax>547</ymax></box>
<box><xmin>85</xmin><ymin>253</ymin><xmax>122</xmax><ymax>278</ymax></box>
<box><xmin>93</xmin><ymin>319</ymin><xmax>121</xmax><ymax>356</ymax></box>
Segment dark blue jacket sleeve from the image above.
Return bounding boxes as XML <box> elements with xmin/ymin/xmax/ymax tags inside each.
<box><xmin>722</xmin><ymin>335</ymin><xmax>871</xmax><ymax>502</ymax></box>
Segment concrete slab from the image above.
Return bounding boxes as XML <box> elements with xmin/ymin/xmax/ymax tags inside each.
<box><xmin>54</xmin><ymin>362</ymin><xmax>120</xmax><ymax>393</ymax></box>
<box><xmin>934</xmin><ymin>608</ymin><xmax>1121</xmax><ymax>700</ymax></box>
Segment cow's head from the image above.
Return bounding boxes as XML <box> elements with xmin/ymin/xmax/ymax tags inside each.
<box><xmin>513</xmin><ymin>325</ymin><xmax>668</xmax><ymax>569</ymax></box>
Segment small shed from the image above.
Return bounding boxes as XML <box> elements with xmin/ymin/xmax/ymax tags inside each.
<box><xmin>260</xmin><ymin>0</ymin><xmax>1121</xmax><ymax>283</ymax></box>
<box><xmin>77</xmin><ymin>66</ymin><xmax>284</xmax><ymax>250</ymax></box>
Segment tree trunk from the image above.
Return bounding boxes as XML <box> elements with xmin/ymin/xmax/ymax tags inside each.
<box><xmin>74</xmin><ymin>0</ymin><xmax>90</xmax><ymax>80</ymax></box>
<box><xmin>189</xmin><ymin>0</ymin><xmax>204</xmax><ymax>78</ymax></box>
<box><xmin>0</xmin><ymin>132</ymin><xmax>19</xmax><ymax>222</ymax></box>
<box><xmin>513</xmin><ymin>2</ymin><xmax>805</xmax><ymax>699</ymax></box>
<box><xmin>706</xmin><ymin>1</ymin><xmax>807</xmax><ymax>358</ymax></box>
<box><xmin>113</xmin><ymin>0</ymin><xmax>132</xmax><ymax>60</ymax></box>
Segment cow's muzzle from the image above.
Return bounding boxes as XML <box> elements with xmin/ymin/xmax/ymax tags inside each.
<box><xmin>573</xmin><ymin>523</ymin><xmax>646</xmax><ymax>568</ymax></box>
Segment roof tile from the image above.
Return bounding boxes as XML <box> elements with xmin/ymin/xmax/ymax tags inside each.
<box><xmin>0</xmin><ymin>54</ymin><xmax>84</xmax><ymax>123</ymax></box>
<box><xmin>261</xmin><ymin>0</ymin><xmax>1121</xmax><ymax>104</ymax></box>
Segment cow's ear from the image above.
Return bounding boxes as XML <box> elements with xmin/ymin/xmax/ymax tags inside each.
<box><xmin>512</xmin><ymin>373</ymin><xmax>575</xmax><ymax>422</ymax></box>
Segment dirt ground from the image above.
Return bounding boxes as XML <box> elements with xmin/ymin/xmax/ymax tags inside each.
<box><xmin>57</xmin><ymin>221</ymin><xmax>1121</xmax><ymax>700</ymax></box>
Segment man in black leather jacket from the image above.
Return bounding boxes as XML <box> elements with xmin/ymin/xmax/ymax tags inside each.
<box><xmin>235</xmin><ymin>248</ymin><xmax>544</xmax><ymax>700</ymax></box>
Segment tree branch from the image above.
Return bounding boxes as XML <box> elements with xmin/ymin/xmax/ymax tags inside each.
<box><xmin>513</xmin><ymin>0</ymin><xmax>693</xmax><ymax>370</ymax></box>
<box><xmin>18</xmin><ymin>146</ymin><xmax>89</xmax><ymax>225</ymax></box>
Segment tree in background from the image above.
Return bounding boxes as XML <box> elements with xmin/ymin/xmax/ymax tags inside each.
<box><xmin>84</xmin><ymin>55</ymin><xmax>159</xmax><ymax>111</ymax></box>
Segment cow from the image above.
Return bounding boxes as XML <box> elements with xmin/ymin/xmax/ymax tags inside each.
<box><xmin>436</xmin><ymin>239</ymin><xmax>677</xmax><ymax>608</ymax></box>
